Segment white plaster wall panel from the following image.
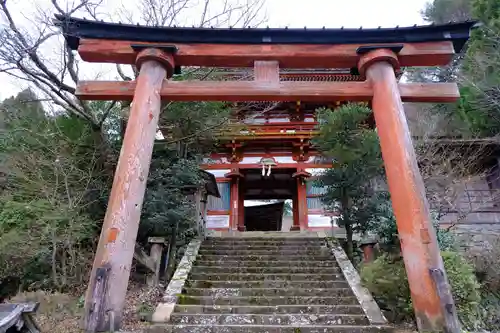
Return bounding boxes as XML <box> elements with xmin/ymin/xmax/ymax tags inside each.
<box><xmin>275</xmin><ymin>156</ymin><xmax>295</xmax><ymax>163</ymax></box>
<box><xmin>206</xmin><ymin>169</ymin><xmax>231</xmax><ymax>178</ymax></box>
<box><xmin>308</xmin><ymin>214</ymin><xmax>338</xmax><ymax>227</ymax></box>
<box><xmin>240</xmin><ymin>156</ymin><xmax>263</xmax><ymax>164</ymax></box>
<box><xmin>269</xmin><ymin>118</ymin><xmax>289</xmax><ymax>123</ymax></box>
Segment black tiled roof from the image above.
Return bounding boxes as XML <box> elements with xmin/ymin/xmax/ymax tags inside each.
<box><xmin>54</xmin><ymin>14</ymin><xmax>478</xmax><ymax>54</ymax></box>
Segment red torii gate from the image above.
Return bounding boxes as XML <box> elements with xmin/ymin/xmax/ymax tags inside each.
<box><xmin>55</xmin><ymin>16</ymin><xmax>477</xmax><ymax>332</ymax></box>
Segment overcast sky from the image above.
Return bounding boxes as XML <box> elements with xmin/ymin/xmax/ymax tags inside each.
<box><xmin>0</xmin><ymin>0</ymin><xmax>429</xmax><ymax>100</ymax></box>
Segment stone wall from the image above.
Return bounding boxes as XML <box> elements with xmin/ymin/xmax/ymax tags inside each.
<box><xmin>437</xmin><ymin>175</ymin><xmax>500</xmax><ymax>251</ymax></box>
<box><xmin>373</xmin><ymin>172</ymin><xmax>500</xmax><ymax>251</ymax></box>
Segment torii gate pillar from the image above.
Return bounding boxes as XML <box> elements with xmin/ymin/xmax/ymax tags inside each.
<box><xmin>359</xmin><ymin>49</ymin><xmax>460</xmax><ymax>332</ymax></box>
<box><xmin>83</xmin><ymin>49</ymin><xmax>174</xmax><ymax>332</ymax></box>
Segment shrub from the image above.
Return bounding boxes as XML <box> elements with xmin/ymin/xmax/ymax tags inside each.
<box><xmin>441</xmin><ymin>252</ymin><xmax>481</xmax><ymax>327</ymax></box>
<box><xmin>361</xmin><ymin>251</ymin><xmax>481</xmax><ymax>325</ymax></box>
<box><xmin>466</xmin><ymin>238</ymin><xmax>500</xmax><ymax>331</ymax></box>
<box><xmin>360</xmin><ymin>254</ymin><xmax>412</xmax><ymax>322</ymax></box>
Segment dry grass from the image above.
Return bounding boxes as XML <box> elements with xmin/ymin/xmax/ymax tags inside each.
<box><xmin>10</xmin><ymin>290</ymin><xmax>82</xmax><ymax>333</ymax></box>
<box><xmin>8</xmin><ymin>280</ymin><xmax>163</xmax><ymax>333</ymax></box>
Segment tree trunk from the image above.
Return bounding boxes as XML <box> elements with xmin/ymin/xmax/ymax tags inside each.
<box><xmin>164</xmin><ymin>219</ymin><xmax>179</xmax><ymax>281</ymax></box>
<box><xmin>340</xmin><ymin>193</ymin><xmax>354</xmax><ymax>261</ymax></box>
<box><xmin>344</xmin><ymin>222</ymin><xmax>354</xmax><ymax>261</ymax></box>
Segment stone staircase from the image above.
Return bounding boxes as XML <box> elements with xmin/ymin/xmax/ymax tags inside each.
<box><xmin>154</xmin><ymin>234</ymin><xmax>391</xmax><ymax>332</ymax></box>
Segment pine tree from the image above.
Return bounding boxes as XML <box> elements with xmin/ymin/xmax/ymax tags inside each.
<box><xmin>314</xmin><ymin>104</ymin><xmax>384</xmax><ymax>259</ymax></box>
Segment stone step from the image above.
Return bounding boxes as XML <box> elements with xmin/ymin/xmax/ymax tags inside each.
<box><xmin>173</xmin><ymin>304</ymin><xmax>365</xmax><ymax>315</ymax></box>
<box><xmin>197</xmin><ymin>255</ymin><xmax>336</xmax><ymax>262</ymax></box>
<box><xmin>183</xmin><ymin>288</ymin><xmax>354</xmax><ymax>297</ymax></box>
<box><xmin>198</xmin><ymin>249</ymin><xmax>331</xmax><ymax>256</ymax></box>
<box><xmin>169</xmin><ymin>313</ymin><xmax>370</xmax><ymax>326</ymax></box>
<box><xmin>156</xmin><ymin>324</ymin><xmax>393</xmax><ymax>333</ymax></box>
<box><xmin>175</xmin><ymin>295</ymin><xmax>360</xmax><ymax>306</ymax></box>
<box><xmin>190</xmin><ymin>266</ymin><xmax>341</xmax><ymax>275</ymax></box>
<box><xmin>185</xmin><ymin>280</ymin><xmax>350</xmax><ymax>289</ymax></box>
<box><xmin>194</xmin><ymin>260</ymin><xmax>339</xmax><ymax>268</ymax></box>
<box><xmin>200</xmin><ymin>244</ymin><xmax>327</xmax><ymax>251</ymax></box>
<box><xmin>206</xmin><ymin>235</ymin><xmax>324</xmax><ymax>239</ymax></box>
<box><xmin>206</xmin><ymin>235</ymin><xmax>323</xmax><ymax>241</ymax></box>
<box><xmin>189</xmin><ymin>273</ymin><xmax>345</xmax><ymax>282</ymax></box>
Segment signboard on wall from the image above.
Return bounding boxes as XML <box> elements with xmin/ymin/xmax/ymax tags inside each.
<box><xmin>206</xmin><ymin>215</ymin><xmax>230</xmax><ymax>229</ymax></box>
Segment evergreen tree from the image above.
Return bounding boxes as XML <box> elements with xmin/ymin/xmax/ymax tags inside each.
<box><xmin>458</xmin><ymin>0</ymin><xmax>500</xmax><ymax>136</ymax></box>
<box><xmin>410</xmin><ymin>0</ymin><xmax>500</xmax><ymax>137</ymax></box>
<box><xmin>314</xmin><ymin>104</ymin><xmax>384</xmax><ymax>259</ymax></box>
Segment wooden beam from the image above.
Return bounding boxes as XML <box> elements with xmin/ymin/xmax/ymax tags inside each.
<box><xmin>254</xmin><ymin>61</ymin><xmax>280</xmax><ymax>83</ymax></box>
<box><xmin>202</xmin><ymin>163</ymin><xmax>333</xmax><ymax>170</ymax></box>
<box><xmin>78</xmin><ymin>39</ymin><xmax>455</xmax><ymax>68</ymax></box>
<box><xmin>76</xmin><ymin>80</ymin><xmax>460</xmax><ymax>103</ymax></box>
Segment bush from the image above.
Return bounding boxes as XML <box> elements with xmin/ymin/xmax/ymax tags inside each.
<box><xmin>360</xmin><ymin>254</ymin><xmax>412</xmax><ymax>321</ymax></box>
<box><xmin>361</xmin><ymin>251</ymin><xmax>481</xmax><ymax>325</ymax></box>
<box><xmin>441</xmin><ymin>252</ymin><xmax>481</xmax><ymax>327</ymax></box>
<box><xmin>466</xmin><ymin>238</ymin><xmax>500</xmax><ymax>331</ymax></box>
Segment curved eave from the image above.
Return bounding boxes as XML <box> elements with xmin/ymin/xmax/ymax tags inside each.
<box><xmin>54</xmin><ymin>14</ymin><xmax>479</xmax><ymax>54</ymax></box>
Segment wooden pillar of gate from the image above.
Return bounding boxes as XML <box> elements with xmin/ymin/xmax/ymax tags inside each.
<box><xmin>291</xmin><ymin>190</ymin><xmax>300</xmax><ymax>231</ymax></box>
<box><xmin>230</xmin><ymin>178</ymin><xmax>241</xmax><ymax>230</ymax></box>
<box><xmin>83</xmin><ymin>48</ymin><xmax>174</xmax><ymax>332</ymax></box>
<box><xmin>358</xmin><ymin>49</ymin><xmax>459</xmax><ymax>332</ymax></box>
<box><xmin>296</xmin><ymin>176</ymin><xmax>308</xmax><ymax>231</ymax></box>
<box><xmin>238</xmin><ymin>183</ymin><xmax>245</xmax><ymax>231</ymax></box>
<box><xmin>226</xmin><ymin>169</ymin><xmax>244</xmax><ymax>231</ymax></box>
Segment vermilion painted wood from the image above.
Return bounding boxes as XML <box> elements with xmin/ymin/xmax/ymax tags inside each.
<box><xmin>77</xmin><ymin>39</ymin><xmax>455</xmax><ymax>68</ymax></box>
<box><xmin>202</xmin><ymin>163</ymin><xmax>333</xmax><ymax>170</ymax></box>
<box><xmin>219</xmin><ymin>134</ymin><xmax>318</xmax><ymax>140</ymax></box>
<box><xmin>363</xmin><ymin>52</ymin><xmax>459</xmax><ymax>332</ymax></box>
<box><xmin>291</xmin><ymin>192</ymin><xmax>300</xmax><ymax>231</ymax></box>
<box><xmin>83</xmin><ymin>59</ymin><xmax>168</xmax><ymax>331</ymax></box>
<box><xmin>230</xmin><ymin>178</ymin><xmax>241</xmax><ymax>231</ymax></box>
<box><xmin>238</xmin><ymin>185</ymin><xmax>245</xmax><ymax>231</ymax></box>
<box><xmin>76</xmin><ymin>80</ymin><xmax>460</xmax><ymax>103</ymax></box>
<box><xmin>296</xmin><ymin>174</ymin><xmax>309</xmax><ymax>230</ymax></box>
<box><xmin>207</xmin><ymin>210</ymin><xmax>230</xmax><ymax>215</ymax></box>
<box><xmin>254</xmin><ymin>60</ymin><xmax>280</xmax><ymax>83</ymax></box>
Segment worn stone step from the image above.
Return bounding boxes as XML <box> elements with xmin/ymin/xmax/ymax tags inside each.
<box><xmin>190</xmin><ymin>266</ymin><xmax>341</xmax><ymax>275</ymax></box>
<box><xmin>205</xmin><ymin>233</ymin><xmax>324</xmax><ymax>243</ymax></box>
<box><xmin>185</xmin><ymin>280</ymin><xmax>350</xmax><ymax>289</ymax></box>
<box><xmin>183</xmin><ymin>288</ymin><xmax>354</xmax><ymax>297</ymax></box>
<box><xmin>170</xmin><ymin>313</ymin><xmax>369</xmax><ymax>325</ymax></box>
<box><xmin>175</xmin><ymin>295</ymin><xmax>359</xmax><ymax>306</ymax></box>
<box><xmin>197</xmin><ymin>255</ymin><xmax>336</xmax><ymax>262</ymax></box>
<box><xmin>189</xmin><ymin>273</ymin><xmax>345</xmax><ymax>282</ymax></box>
<box><xmin>173</xmin><ymin>304</ymin><xmax>365</xmax><ymax>315</ymax></box>
<box><xmin>156</xmin><ymin>324</ymin><xmax>393</xmax><ymax>333</ymax></box>
<box><xmin>200</xmin><ymin>245</ymin><xmax>326</xmax><ymax>251</ymax></box>
<box><xmin>194</xmin><ymin>260</ymin><xmax>339</xmax><ymax>268</ymax></box>
<box><xmin>198</xmin><ymin>249</ymin><xmax>330</xmax><ymax>256</ymax></box>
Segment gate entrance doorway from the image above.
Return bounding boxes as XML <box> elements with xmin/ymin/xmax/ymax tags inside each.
<box><xmin>241</xmin><ymin>168</ymin><xmax>296</xmax><ymax>231</ymax></box>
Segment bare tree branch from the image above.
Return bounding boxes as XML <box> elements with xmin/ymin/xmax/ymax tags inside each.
<box><xmin>116</xmin><ymin>64</ymin><xmax>132</xmax><ymax>81</ymax></box>
<box><xmin>1</xmin><ymin>0</ymin><xmax>267</xmax><ymax>133</ymax></box>
<box><xmin>409</xmin><ymin>104</ymin><xmax>500</xmax><ymax>229</ymax></box>
<box><xmin>98</xmin><ymin>101</ymin><xmax>117</xmax><ymax>128</ymax></box>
